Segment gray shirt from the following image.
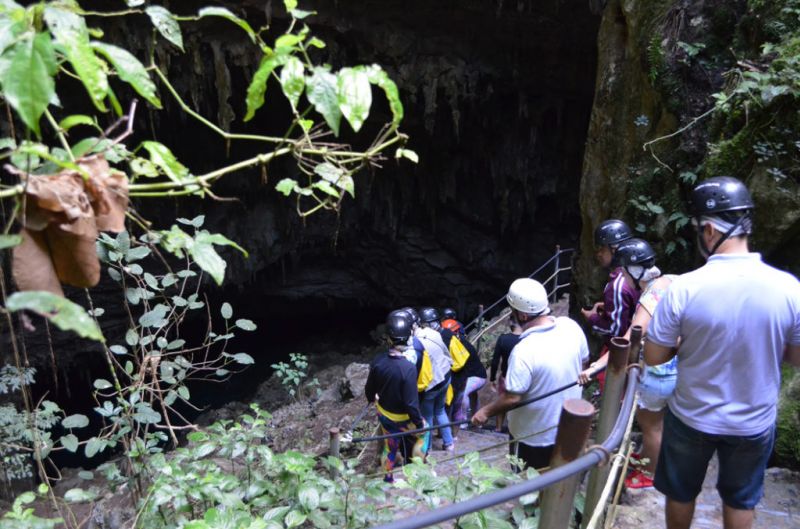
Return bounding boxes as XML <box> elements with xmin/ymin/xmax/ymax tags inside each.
<box><xmin>648</xmin><ymin>253</ymin><xmax>800</xmax><ymax>436</ymax></box>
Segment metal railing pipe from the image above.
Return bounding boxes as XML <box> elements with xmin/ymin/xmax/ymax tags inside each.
<box><xmin>582</xmin><ymin>337</ymin><xmax>631</xmax><ymax>528</ymax></box>
<box><xmin>369</xmin><ymin>364</ymin><xmax>641</xmax><ymax>529</ymax></box>
<box><xmin>538</xmin><ymin>398</ymin><xmax>595</xmax><ymax>529</ymax></box>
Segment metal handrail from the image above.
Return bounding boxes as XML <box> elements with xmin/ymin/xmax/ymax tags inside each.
<box><xmin>369</xmin><ymin>364</ymin><xmax>642</xmax><ymax>529</ymax></box>
<box><xmin>461</xmin><ymin>247</ymin><xmax>575</xmax><ymax>333</ymax></box>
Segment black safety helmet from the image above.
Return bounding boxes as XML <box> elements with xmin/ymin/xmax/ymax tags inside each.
<box><xmin>612</xmin><ymin>238</ymin><xmax>656</xmax><ymax>269</ymax></box>
<box><xmin>594</xmin><ymin>219</ymin><xmax>633</xmax><ymax>247</ymax></box>
<box><xmin>688</xmin><ymin>176</ymin><xmax>754</xmax><ymax>217</ymax></box>
<box><xmin>419</xmin><ymin>307</ymin><xmax>440</xmax><ymax>323</ymax></box>
<box><xmin>399</xmin><ymin>306</ymin><xmax>420</xmax><ymax>325</ymax></box>
<box><xmin>442</xmin><ymin>308</ymin><xmax>457</xmax><ymax>320</ymax></box>
<box><xmin>386</xmin><ymin>311</ymin><xmax>413</xmax><ymax>342</ymax></box>
<box><xmin>689</xmin><ymin>176</ymin><xmax>754</xmax><ymax>257</ymax></box>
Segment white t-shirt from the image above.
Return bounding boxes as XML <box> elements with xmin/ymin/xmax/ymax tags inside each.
<box><xmin>648</xmin><ymin>253</ymin><xmax>800</xmax><ymax>436</ymax></box>
<box><xmin>505</xmin><ymin>317</ymin><xmax>589</xmax><ymax>446</ymax></box>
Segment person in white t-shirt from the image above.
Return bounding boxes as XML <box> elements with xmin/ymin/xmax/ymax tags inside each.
<box><xmin>472</xmin><ymin>278</ymin><xmax>589</xmax><ymax>470</ymax></box>
<box><xmin>645</xmin><ymin>176</ymin><xmax>800</xmax><ymax>529</ymax></box>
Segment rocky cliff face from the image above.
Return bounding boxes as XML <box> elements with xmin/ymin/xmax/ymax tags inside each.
<box><xmin>576</xmin><ymin>0</ymin><xmax>800</xmax><ymax>300</ymax></box>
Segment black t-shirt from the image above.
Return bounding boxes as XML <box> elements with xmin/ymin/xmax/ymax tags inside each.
<box><xmin>490</xmin><ymin>333</ymin><xmax>521</xmax><ymax>381</ymax></box>
<box><xmin>364</xmin><ymin>351</ymin><xmax>423</xmax><ymax>427</ymax></box>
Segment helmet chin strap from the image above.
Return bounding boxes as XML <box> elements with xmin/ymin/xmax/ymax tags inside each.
<box><xmin>696</xmin><ymin>214</ymin><xmax>748</xmax><ymax>259</ymax></box>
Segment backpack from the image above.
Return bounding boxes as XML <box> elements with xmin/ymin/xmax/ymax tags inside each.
<box><xmin>448</xmin><ymin>335</ymin><xmax>471</xmax><ymax>372</ymax></box>
<box><xmin>416</xmin><ymin>348</ymin><xmax>434</xmax><ymax>392</ymax></box>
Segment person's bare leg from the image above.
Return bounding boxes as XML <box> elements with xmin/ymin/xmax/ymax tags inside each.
<box><xmin>636</xmin><ymin>408</ymin><xmax>665</xmax><ymax>473</ymax></box>
<box><xmin>722</xmin><ymin>504</ymin><xmax>754</xmax><ymax>529</ymax></box>
<box><xmin>665</xmin><ymin>497</ymin><xmax>695</xmax><ymax>529</ymax></box>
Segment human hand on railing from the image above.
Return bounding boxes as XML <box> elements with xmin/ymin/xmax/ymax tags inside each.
<box><xmin>577</xmin><ymin>368</ymin><xmax>593</xmax><ymax>386</ymax></box>
<box><xmin>471</xmin><ymin>407</ymin><xmax>490</xmax><ymax>426</ymax></box>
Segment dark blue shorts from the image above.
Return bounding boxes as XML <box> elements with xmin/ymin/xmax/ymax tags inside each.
<box><xmin>654</xmin><ymin>408</ymin><xmax>775</xmax><ymax>510</ymax></box>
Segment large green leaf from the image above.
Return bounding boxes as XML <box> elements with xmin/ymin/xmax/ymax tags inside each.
<box><xmin>44</xmin><ymin>6</ymin><xmax>108</xmax><ymax>111</ymax></box>
<box><xmin>190</xmin><ymin>241</ymin><xmax>227</xmax><ymax>286</ymax></box>
<box><xmin>141</xmin><ymin>141</ymin><xmax>190</xmax><ymax>182</ymax></box>
<box><xmin>279</xmin><ymin>56</ymin><xmax>305</xmax><ymax>110</ymax></box>
<box><xmin>5</xmin><ymin>291</ymin><xmax>105</xmax><ymax>342</ymax></box>
<box><xmin>146</xmin><ymin>6</ymin><xmax>183</xmax><ymax>51</ymax></box>
<box><xmin>1</xmin><ymin>32</ymin><xmax>57</xmax><ymax>135</ymax></box>
<box><xmin>0</xmin><ymin>14</ymin><xmax>23</xmax><ymax>55</ymax></box>
<box><xmin>337</xmin><ymin>67</ymin><xmax>372</xmax><ymax>132</ymax></box>
<box><xmin>91</xmin><ymin>42</ymin><xmax>161</xmax><ymax>108</ymax></box>
<box><xmin>195</xmin><ymin>231</ymin><xmax>248</xmax><ymax>257</ymax></box>
<box><xmin>197</xmin><ymin>7</ymin><xmax>256</xmax><ymax>43</ymax></box>
<box><xmin>0</xmin><ymin>233</ymin><xmax>22</xmax><ymax>250</ymax></box>
<box><xmin>244</xmin><ymin>55</ymin><xmax>279</xmax><ymax>121</ymax></box>
<box><xmin>306</xmin><ymin>67</ymin><xmax>341</xmax><ymax>136</ymax></box>
<box><xmin>366</xmin><ymin>65</ymin><xmax>403</xmax><ymax>128</ymax></box>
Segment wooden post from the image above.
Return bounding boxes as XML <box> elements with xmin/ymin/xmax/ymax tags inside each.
<box><xmin>539</xmin><ymin>399</ymin><xmax>595</xmax><ymax>529</ymax></box>
<box><xmin>329</xmin><ymin>427</ymin><xmax>340</xmax><ymax>478</ymax></box>
<box><xmin>582</xmin><ymin>337</ymin><xmax>631</xmax><ymax>528</ymax></box>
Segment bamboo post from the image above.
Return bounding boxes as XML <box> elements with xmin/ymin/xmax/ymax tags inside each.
<box><xmin>582</xmin><ymin>337</ymin><xmax>631</xmax><ymax>528</ymax></box>
<box><xmin>329</xmin><ymin>427</ymin><xmax>341</xmax><ymax>477</ymax></box>
<box><xmin>539</xmin><ymin>398</ymin><xmax>595</xmax><ymax>529</ymax></box>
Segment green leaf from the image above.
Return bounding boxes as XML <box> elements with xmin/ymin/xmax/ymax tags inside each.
<box><xmin>109</xmin><ymin>345</ymin><xmax>127</xmax><ymax>356</ymax></box>
<box><xmin>130</xmin><ymin>156</ymin><xmax>159</xmax><ymax>177</ymax></box>
<box><xmin>146</xmin><ymin>6</ymin><xmax>184</xmax><ymax>51</ymax></box>
<box><xmin>290</xmin><ymin>9</ymin><xmax>315</xmax><ymax>19</ymax></box>
<box><xmin>276</xmin><ymin>178</ymin><xmax>297</xmax><ymax>196</ymax></box>
<box><xmin>125</xmin><ymin>328</ymin><xmax>139</xmax><ymax>346</ymax></box>
<box><xmin>125</xmin><ymin>0</ymin><xmax>145</xmax><ymax>6</ymax></box>
<box><xmin>78</xmin><ymin>470</ymin><xmax>93</xmax><ymax>480</ymax></box>
<box><xmin>0</xmin><ymin>234</ymin><xmax>22</xmax><ymax>250</ymax></box>
<box><xmin>275</xmin><ymin>34</ymin><xmax>303</xmax><ymax>50</ymax></box>
<box><xmin>60</xmin><ymin>433</ymin><xmax>79</xmax><ymax>452</ymax></box>
<box><xmin>62</xmin><ymin>414</ymin><xmax>89</xmax><ymax>429</ymax></box>
<box><xmin>235</xmin><ymin>319</ymin><xmax>256</xmax><ymax>331</ymax></box>
<box><xmin>44</xmin><ymin>6</ymin><xmax>108</xmax><ymax>111</ymax></box>
<box><xmin>395</xmin><ymin>148</ymin><xmax>419</xmax><ymax>163</ymax></box>
<box><xmin>298</xmin><ymin>485</ymin><xmax>320</xmax><ymax>511</ymax></box>
<box><xmin>190</xmin><ymin>242</ymin><xmax>226</xmax><ymax>285</ymax></box>
<box><xmin>194</xmin><ymin>231</ymin><xmax>248</xmax><ymax>256</ymax></box>
<box><xmin>94</xmin><ymin>378</ymin><xmax>112</xmax><ymax>390</ymax></box>
<box><xmin>198</xmin><ymin>7</ymin><xmax>256</xmax><ymax>43</ymax></box>
<box><xmin>6</xmin><ymin>291</ymin><xmax>104</xmax><ymax>342</ymax></box>
<box><xmin>312</xmin><ymin>180</ymin><xmax>339</xmax><ymax>197</ymax></box>
<box><xmin>283</xmin><ymin>0</ymin><xmax>298</xmax><ymax>11</ymax></box>
<box><xmin>139</xmin><ymin>304</ymin><xmax>169</xmax><ymax>328</ymax></box>
<box><xmin>221</xmin><ymin>302</ymin><xmax>233</xmax><ymax>319</ymax></box>
<box><xmin>285</xmin><ymin>510</ymin><xmax>307</xmax><ymax>528</ymax></box>
<box><xmin>337</xmin><ymin>67</ymin><xmax>372</xmax><ymax>132</ymax></box>
<box><xmin>141</xmin><ymin>141</ymin><xmax>190</xmax><ymax>182</ymax></box>
<box><xmin>58</xmin><ymin>114</ymin><xmax>95</xmax><ymax>131</ymax></box>
<box><xmin>645</xmin><ymin>202</ymin><xmax>665</xmax><ymax>214</ymax></box>
<box><xmin>64</xmin><ymin>488</ymin><xmax>97</xmax><ymax>503</ymax></box>
<box><xmin>177</xmin><ymin>215</ymin><xmax>205</xmax><ymax>228</ymax></box>
<box><xmin>177</xmin><ymin>385</ymin><xmax>190</xmax><ymax>400</ymax></box>
<box><xmin>91</xmin><ymin>42</ymin><xmax>162</xmax><ymax>108</ymax></box>
<box><xmin>85</xmin><ymin>437</ymin><xmax>105</xmax><ymax>458</ymax></box>
<box><xmin>231</xmin><ymin>352</ymin><xmax>254</xmax><ymax>365</ymax></box>
<box><xmin>280</xmin><ymin>56</ymin><xmax>305</xmax><ymax>109</ymax></box>
<box><xmin>1</xmin><ymin>33</ymin><xmax>57</xmax><ymax>135</ymax></box>
<box><xmin>306</xmin><ymin>67</ymin><xmax>341</xmax><ymax>136</ymax></box>
<box><xmin>366</xmin><ymin>65</ymin><xmax>403</xmax><ymax>128</ymax></box>
<box><xmin>244</xmin><ymin>55</ymin><xmax>279</xmax><ymax>121</ymax></box>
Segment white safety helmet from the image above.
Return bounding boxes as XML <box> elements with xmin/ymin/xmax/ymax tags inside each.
<box><xmin>506</xmin><ymin>278</ymin><xmax>551</xmax><ymax>316</ymax></box>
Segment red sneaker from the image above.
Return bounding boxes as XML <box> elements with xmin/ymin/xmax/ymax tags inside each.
<box><xmin>624</xmin><ymin>469</ymin><xmax>654</xmax><ymax>489</ymax></box>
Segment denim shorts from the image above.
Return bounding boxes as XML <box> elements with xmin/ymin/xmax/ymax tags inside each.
<box><xmin>637</xmin><ymin>371</ymin><xmax>676</xmax><ymax>412</ymax></box>
<box><xmin>654</xmin><ymin>408</ymin><xmax>776</xmax><ymax>510</ymax></box>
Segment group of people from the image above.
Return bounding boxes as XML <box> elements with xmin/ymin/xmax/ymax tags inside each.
<box><xmin>364</xmin><ymin>176</ymin><xmax>800</xmax><ymax>529</ymax></box>
<box><xmin>363</xmin><ymin>306</ymin><xmax>488</xmax><ymax>481</ymax></box>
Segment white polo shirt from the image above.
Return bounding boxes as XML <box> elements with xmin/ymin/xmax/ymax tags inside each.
<box><xmin>648</xmin><ymin>253</ymin><xmax>800</xmax><ymax>436</ymax></box>
<box><xmin>505</xmin><ymin>317</ymin><xmax>589</xmax><ymax>446</ymax></box>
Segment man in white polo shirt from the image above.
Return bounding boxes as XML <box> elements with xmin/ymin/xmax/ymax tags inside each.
<box><xmin>644</xmin><ymin>176</ymin><xmax>800</xmax><ymax>529</ymax></box>
<box><xmin>472</xmin><ymin>278</ymin><xmax>589</xmax><ymax>470</ymax></box>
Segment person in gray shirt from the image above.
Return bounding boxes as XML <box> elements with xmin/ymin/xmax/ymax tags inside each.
<box><xmin>644</xmin><ymin>176</ymin><xmax>800</xmax><ymax>529</ymax></box>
